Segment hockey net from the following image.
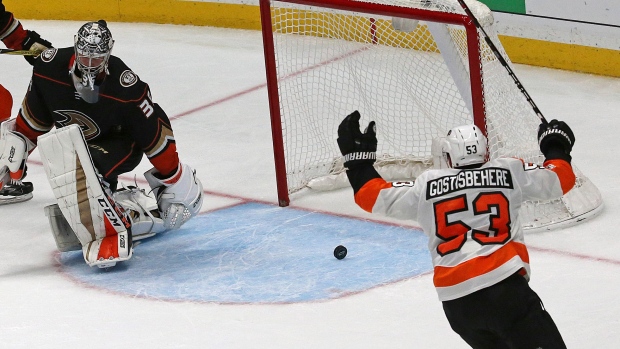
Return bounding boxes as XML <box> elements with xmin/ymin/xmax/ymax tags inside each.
<box><xmin>259</xmin><ymin>0</ymin><xmax>603</xmax><ymax>231</ymax></box>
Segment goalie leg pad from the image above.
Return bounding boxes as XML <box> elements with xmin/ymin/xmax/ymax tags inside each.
<box><xmin>0</xmin><ymin>119</ymin><xmax>35</xmax><ymax>186</ymax></box>
<box><xmin>83</xmin><ymin>230</ymin><xmax>132</xmax><ymax>269</ymax></box>
<box><xmin>38</xmin><ymin>125</ymin><xmax>133</xmax><ymax>267</ymax></box>
<box><xmin>44</xmin><ymin>187</ymin><xmax>166</xmax><ymax>253</ymax></box>
<box><xmin>0</xmin><ymin>130</ymin><xmax>28</xmax><ymax>174</ymax></box>
<box><xmin>44</xmin><ymin>204</ymin><xmax>81</xmax><ymax>252</ymax></box>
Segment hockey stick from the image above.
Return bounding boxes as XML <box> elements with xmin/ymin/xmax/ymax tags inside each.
<box><xmin>456</xmin><ymin>0</ymin><xmax>548</xmax><ymax>124</ymax></box>
<box><xmin>0</xmin><ymin>48</ymin><xmax>42</xmax><ymax>56</ymax></box>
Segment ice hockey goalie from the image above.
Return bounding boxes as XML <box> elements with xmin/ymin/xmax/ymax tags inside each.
<box><xmin>39</xmin><ymin>125</ymin><xmax>203</xmax><ymax>268</ymax></box>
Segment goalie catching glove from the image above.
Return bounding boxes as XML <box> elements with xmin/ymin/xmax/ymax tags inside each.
<box><xmin>538</xmin><ymin>119</ymin><xmax>575</xmax><ymax>163</ymax></box>
<box><xmin>145</xmin><ymin>163</ymin><xmax>204</xmax><ymax>230</ymax></box>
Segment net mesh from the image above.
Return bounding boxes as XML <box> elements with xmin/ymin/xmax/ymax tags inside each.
<box><xmin>265</xmin><ymin>0</ymin><xmax>602</xmax><ymax>230</ymax></box>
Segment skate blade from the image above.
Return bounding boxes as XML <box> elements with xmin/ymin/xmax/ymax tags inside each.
<box><xmin>0</xmin><ymin>193</ymin><xmax>33</xmax><ymax>205</ymax></box>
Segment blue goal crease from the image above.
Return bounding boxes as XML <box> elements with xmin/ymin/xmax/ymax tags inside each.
<box><xmin>59</xmin><ymin>202</ymin><xmax>432</xmax><ymax>303</ymax></box>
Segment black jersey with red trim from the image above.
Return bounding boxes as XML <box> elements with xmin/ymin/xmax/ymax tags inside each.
<box><xmin>0</xmin><ymin>0</ymin><xmax>24</xmax><ymax>49</ymax></box>
<box><xmin>16</xmin><ymin>47</ymin><xmax>179</xmax><ymax>177</ymax></box>
<box><xmin>0</xmin><ymin>0</ymin><xmax>12</xmax><ymax>39</ymax></box>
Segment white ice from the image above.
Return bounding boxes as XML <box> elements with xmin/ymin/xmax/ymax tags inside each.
<box><xmin>0</xmin><ymin>21</ymin><xmax>619</xmax><ymax>348</ymax></box>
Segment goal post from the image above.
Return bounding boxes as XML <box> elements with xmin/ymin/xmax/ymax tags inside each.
<box><xmin>259</xmin><ymin>0</ymin><xmax>603</xmax><ymax>231</ymax></box>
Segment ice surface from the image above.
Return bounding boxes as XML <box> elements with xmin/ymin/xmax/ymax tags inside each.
<box><xmin>0</xmin><ymin>20</ymin><xmax>619</xmax><ymax>349</ymax></box>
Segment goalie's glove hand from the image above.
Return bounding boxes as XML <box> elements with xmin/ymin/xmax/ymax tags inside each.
<box><xmin>337</xmin><ymin>110</ymin><xmax>377</xmax><ymax>169</ymax></box>
<box><xmin>22</xmin><ymin>30</ymin><xmax>52</xmax><ymax>65</ymax></box>
<box><xmin>538</xmin><ymin>119</ymin><xmax>575</xmax><ymax>162</ymax></box>
<box><xmin>144</xmin><ymin>164</ymin><xmax>203</xmax><ymax>230</ymax></box>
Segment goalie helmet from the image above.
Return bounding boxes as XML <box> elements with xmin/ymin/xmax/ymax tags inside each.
<box><xmin>442</xmin><ymin>124</ymin><xmax>488</xmax><ymax>168</ymax></box>
<box><xmin>70</xmin><ymin>20</ymin><xmax>114</xmax><ymax>103</ymax></box>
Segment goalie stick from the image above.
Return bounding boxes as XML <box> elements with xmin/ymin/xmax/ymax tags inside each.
<box><xmin>456</xmin><ymin>0</ymin><xmax>548</xmax><ymax>124</ymax></box>
<box><xmin>0</xmin><ymin>48</ymin><xmax>42</xmax><ymax>56</ymax></box>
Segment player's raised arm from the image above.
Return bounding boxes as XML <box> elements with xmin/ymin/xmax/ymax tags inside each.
<box><xmin>538</xmin><ymin>119</ymin><xmax>576</xmax><ymax>194</ymax></box>
<box><xmin>0</xmin><ymin>0</ymin><xmax>52</xmax><ymax>64</ymax></box>
<box><xmin>337</xmin><ymin>111</ymin><xmax>392</xmax><ymax>212</ymax></box>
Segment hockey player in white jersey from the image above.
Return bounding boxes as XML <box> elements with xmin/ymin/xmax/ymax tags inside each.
<box><xmin>338</xmin><ymin>110</ymin><xmax>573</xmax><ymax>349</ymax></box>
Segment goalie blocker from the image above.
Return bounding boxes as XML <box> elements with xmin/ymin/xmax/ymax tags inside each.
<box><xmin>39</xmin><ymin>125</ymin><xmax>204</xmax><ymax>268</ymax></box>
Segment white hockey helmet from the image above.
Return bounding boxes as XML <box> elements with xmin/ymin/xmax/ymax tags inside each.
<box><xmin>442</xmin><ymin>124</ymin><xmax>488</xmax><ymax>168</ymax></box>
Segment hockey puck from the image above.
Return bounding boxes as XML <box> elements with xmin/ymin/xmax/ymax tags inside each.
<box><xmin>334</xmin><ymin>245</ymin><xmax>347</xmax><ymax>260</ymax></box>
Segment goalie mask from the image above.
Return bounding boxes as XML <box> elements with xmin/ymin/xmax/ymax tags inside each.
<box><xmin>70</xmin><ymin>20</ymin><xmax>114</xmax><ymax>103</ymax></box>
<box><xmin>442</xmin><ymin>124</ymin><xmax>488</xmax><ymax>168</ymax></box>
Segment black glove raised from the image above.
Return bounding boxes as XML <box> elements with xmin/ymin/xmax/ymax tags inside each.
<box><xmin>538</xmin><ymin>119</ymin><xmax>575</xmax><ymax>162</ymax></box>
<box><xmin>337</xmin><ymin>110</ymin><xmax>377</xmax><ymax>169</ymax></box>
<box><xmin>22</xmin><ymin>30</ymin><xmax>52</xmax><ymax>65</ymax></box>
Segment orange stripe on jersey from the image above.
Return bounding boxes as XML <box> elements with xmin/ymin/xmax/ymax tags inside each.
<box><xmin>100</xmin><ymin>86</ymin><xmax>148</xmax><ymax>103</ymax></box>
<box><xmin>433</xmin><ymin>240</ymin><xmax>529</xmax><ymax>288</ymax></box>
<box><xmin>544</xmin><ymin>159</ymin><xmax>575</xmax><ymax>194</ymax></box>
<box><xmin>148</xmin><ymin>143</ymin><xmax>180</xmax><ymax>178</ymax></box>
<box><xmin>354</xmin><ymin>178</ymin><xmax>393</xmax><ymax>213</ymax></box>
<box><xmin>103</xmin><ymin>142</ymin><xmax>137</xmax><ymax>178</ymax></box>
<box><xmin>33</xmin><ymin>72</ymin><xmax>72</xmax><ymax>87</ymax></box>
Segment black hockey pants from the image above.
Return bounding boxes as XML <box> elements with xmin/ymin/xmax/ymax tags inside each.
<box><xmin>442</xmin><ymin>272</ymin><xmax>567</xmax><ymax>349</ymax></box>
<box><xmin>87</xmin><ymin>131</ymin><xmax>143</xmax><ymax>191</ymax></box>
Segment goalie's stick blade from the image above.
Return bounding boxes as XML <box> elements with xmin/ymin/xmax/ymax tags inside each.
<box><xmin>0</xmin><ymin>192</ymin><xmax>33</xmax><ymax>205</ymax></box>
<box><xmin>0</xmin><ymin>48</ymin><xmax>43</xmax><ymax>56</ymax></box>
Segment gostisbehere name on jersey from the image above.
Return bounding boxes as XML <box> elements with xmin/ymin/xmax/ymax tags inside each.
<box><xmin>427</xmin><ymin>167</ymin><xmax>512</xmax><ymax>199</ymax></box>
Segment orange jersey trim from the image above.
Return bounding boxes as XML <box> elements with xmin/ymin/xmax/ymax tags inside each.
<box><xmin>544</xmin><ymin>159</ymin><xmax>575</xmax><ymax>194</ymax></box>
<box><xmin>103</xmin><ymin>141</ymin><xmax>138</xmax><ymax>178</ymax></box>
<box><xmin>433</xmin><ymin>240</ymin><xmax>529</xmax><ymax>288</ymax></box>
<box><xmin>354</xmin><ymin>177</ymin><xmax>393</xmax><ymax>212</ymax></box>
<box><xmin>148</xmin><ymin>143</ymin><xmax>179</xmax><ymax>178</ymax></box>
<box><xmin>33</xmin><ymin>72</ymin><xmax>72</xmax><ymax>87</ymax></box>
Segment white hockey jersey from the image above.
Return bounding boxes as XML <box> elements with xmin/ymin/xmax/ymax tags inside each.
<box><xmin>353</xmin><ymin>157</ymin><xmax>575</xmax><ymax>301</ymax></box>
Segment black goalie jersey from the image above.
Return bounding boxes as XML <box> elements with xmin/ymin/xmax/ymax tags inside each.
<box><xmin>16</xmin><ymin>47</ymin><xmax>179</xmax><ymax>177</ymax></box>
